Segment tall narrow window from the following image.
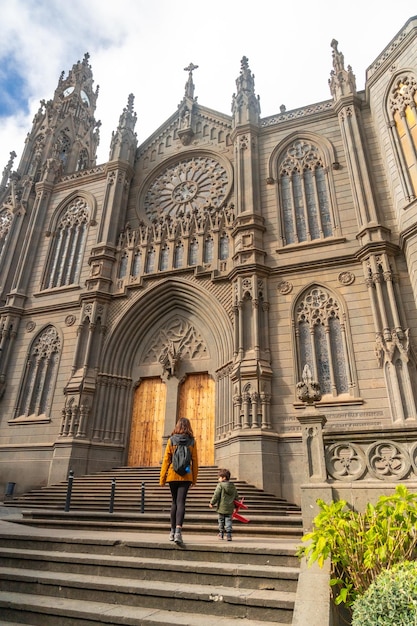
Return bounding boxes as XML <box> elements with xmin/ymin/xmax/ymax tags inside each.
<box><xmin>279</xmin><ymin>140</ymin><xmax>333</xmax><ymax>245</ymax></box>
<box><xmin>145</xmin><ymin>247</ymin><xmax>155</xmax><ymax>273</ymax></box>
<box><xmin>0</xmin><ymin>210</ymin><xmax>13</xmax><ymax>259</ymax></box>
<box><xmin>132</xmin><ymin>250</ymin><xmax>141</xmax><ymax>277</ymax></box>
<box><xmin>43</xmin><ymin>197</ymin><xmax>89</xmax><ymax>289</ymax></box>
<box><xmin>389</xmin><ymin>75</ymin><xmax>417</xmax><ymax>199</ymax></box>
<box><xmin>159</xmin><ymin>244</ymin><xmax>169</xmax><ymax>270</ymax></box>
<box><xmin>15</xmin><ymin>326</ymin><xmax>61</xmax><ymax>419</ymax></box>
<box><xmin>189</xmin><ymin>238</ymin><xmax>198</xmax><ymax>265</ymax></box>
<box><xmin>174</xmin><ymin>242</ymin><xmax>184</xmax><ymax>268</ymax></box>
<box><xmin>295</xmin><ymin>286</ymin><xmax>351</xmax><ymax>398</ymax></box>
<box><xmin>203</xmin><ymin>236</ymin><xmax>214</xmax><ymax>264</ymax></box>
<box><xmin>118</xmin><ymin>253</ymin><xmax>128</xmax><ymax>279</ymax></box>
<box><xmin>219</xmin><ymin>232</ymin><xmax>229</xmax><ymax>260</ymax></box>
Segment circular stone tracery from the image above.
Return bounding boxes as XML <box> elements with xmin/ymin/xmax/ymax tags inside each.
<box><xmin>144</xmin><ymin>156</ymin><xmax>230</xmax><ymax>219</ymax></box>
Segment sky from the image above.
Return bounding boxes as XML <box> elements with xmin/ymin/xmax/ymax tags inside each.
<box><xmin>0</xmin><ymin>1</ymin><xmax>415</xmax><ymax>169</ymax></box>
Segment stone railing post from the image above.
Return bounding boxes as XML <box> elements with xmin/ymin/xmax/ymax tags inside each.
<box><xmin>296</xmin><ymin>410</ymin><xmax>327</xmax><ymax>482</ymax></box>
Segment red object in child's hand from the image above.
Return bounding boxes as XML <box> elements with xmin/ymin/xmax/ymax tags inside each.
<box><xmin>232</xmin><ymin>497</ymin><xmax>250</xmax><ymax>523</ymax></box>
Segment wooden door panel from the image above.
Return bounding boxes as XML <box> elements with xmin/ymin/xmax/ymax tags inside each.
<box><xmin>178</xmin><ymin>373</ymin><xmax>214</xmax><ymax>466</ymax></box>
<box><xmin>127</xmin><ymin>377</ymin><xmax>166</xmax><ymax>467</ymax></box>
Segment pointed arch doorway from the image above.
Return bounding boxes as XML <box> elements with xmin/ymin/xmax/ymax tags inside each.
<box><xmin>127</xmin><ymin>372</ymin><xmax>215</xmax><ymax>467</ymax></box>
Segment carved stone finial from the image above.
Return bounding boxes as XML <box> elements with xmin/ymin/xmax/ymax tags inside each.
<box><xmin>329</xmin><ymin>38</ymin><xmax>357</xmax><ymax>100</ymax></box>
<box><xmin>184</xmin><ymin>62</ymin><xmax>199</xmax><ymax>100</ymax></box>
<box><xmin>296</xmin><ymin>364</ymin><xmax>322</xmax><ymax>404</ymax></box>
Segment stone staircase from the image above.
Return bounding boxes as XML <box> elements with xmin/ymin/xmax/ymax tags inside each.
<box><xmin>4</xmin><ymin>466</ymin><xmax>303</xmax><ymax>537</ymax></box>
<box><xmin>0</xmin><ymin>466</ymin><xmax>306</xmax><ymax>624</ymax></box>
<box><xmin>0</xmin><ymin>522</ymin><xmax>300</xmax><ymax>625</ymax></box>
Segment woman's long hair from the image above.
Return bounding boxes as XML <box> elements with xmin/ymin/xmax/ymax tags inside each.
<box><xmin>171</xmin><ymin>417</ymin><xmax>194</xmax><ymax>437</ymax></box>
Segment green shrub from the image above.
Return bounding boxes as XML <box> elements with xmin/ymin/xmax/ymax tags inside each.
<box><xmin>296</xmin><ymin>485</ymin><xmax>417</xmax><ymax>608</ymax></box>
<box><xmin>351</xmin><ymin>561</ymin><xmax>417</xmax><ymax>625</ymax></box>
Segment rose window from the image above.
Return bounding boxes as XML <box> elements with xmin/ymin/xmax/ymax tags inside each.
<box><xmin>144</xmin><ymin>156</ymin><xmax>230</xmax><ymax>219</ymax></box>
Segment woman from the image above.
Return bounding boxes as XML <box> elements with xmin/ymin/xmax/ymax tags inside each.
<box><xmin>160</xmin><ymin>417</ymin><xmax>198</xmax><ymax>544</ymax></box>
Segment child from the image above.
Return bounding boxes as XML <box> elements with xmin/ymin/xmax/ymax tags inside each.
<box><xmin>209</xmin><ymin>468</ymin><xmax>239</xmax><ymax>541</ymax></box>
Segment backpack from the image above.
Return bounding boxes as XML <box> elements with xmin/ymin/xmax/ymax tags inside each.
<box><xmin>171</xmin><ymin>437</ymin><xmax>193</xmax><ymax>476</ymax></box>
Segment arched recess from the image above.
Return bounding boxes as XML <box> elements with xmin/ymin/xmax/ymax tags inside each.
<box><xmin>268</xmin><ymin>131</ymin><xmax>340</xmax><ymax>247</ymax></box>
<box><xmin>93</xmin><ymin>278</ymin><xmax>234</xmax><ymax>465</ymax></box>
<box><xmin>384</xmin><ymin>70</ymin><xmax>417</xmax><ymax>202</ymax></box>
<box><xmin>291</xmin><ymin>282</ymin><xmax>359</xmax><ymax>402</ymax></box>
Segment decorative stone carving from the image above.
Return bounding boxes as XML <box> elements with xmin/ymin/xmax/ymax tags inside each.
<box><xmin>338</xmin><ymin>271</ymin><xmax>355</xmax><ymax>285</ymax></box>
<box><xmin>277</xmin><ymin>280</ymin><xmax>293</xmax><ymax>295</ymax></box>
<box><xmin>326</xmin><ymin>442</ymin><xmax>367</xmax><ymax>481</ymax></box>
<box><xmin>143</xmin><ymin>317</ymin><xmax>208</xmax><ymax>368</ymax></box>
<box><xmin>296</xmin><ymin>364</ymin><xmax>322</xmax><ymax>404</ymax></box>
<box><xmin>143</xmin><ymin>156</ymin><xmax>230</xmax><ymax>220</ymax></box>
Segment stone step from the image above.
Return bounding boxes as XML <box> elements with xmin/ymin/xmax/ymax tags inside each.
<box><xmin>0</xmin><ymin>591</ymin><xmax>291</xmax><ymax>625</ymax></box>
<box><xmin>0</xmin><ymin>547</ymin><xmax>299</xmax><ymax>591</ymax></box>
<box><xmin>0</xmin><ymin>523</ymin><xmax>299</xmax><ymax>624</ymax></box>
<box><xmin>3</xmin><ymin>465</ymin><xmax>302</xmax><ymax>538</ymax></box>
<box><xmin>0</xmin><ymin>567</ymin><xmax>295</xmax><ymax>622</ymax></box>
<box><xmin>0</xmin><ymin>529</ymin><xmax>300</xmax><ymax>567</ymax></box>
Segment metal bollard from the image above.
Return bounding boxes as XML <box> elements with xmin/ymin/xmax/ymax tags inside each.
<box><xmin>141</xmin><ymin>481</ymin><xmax>145</xmax><ymax>513</ymax></box>
<box><xmin>65</xmin><ymin>469</ymin><xmax>74</xmax><ymax>512</ymax></box>
<box><xmin>109</xmin><ymin>477</ymin><xmax>116</xmax><ymax>513</ymax></box>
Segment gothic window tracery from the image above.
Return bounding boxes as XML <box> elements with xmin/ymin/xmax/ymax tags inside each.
<box><xmin>388</xmin><ymin>74</ymin><xmax>417</xmax><ymax>199</ymax></box>
<box><xmin>43</xmin><ymin>197</ymin><xmax>89</xmax><ymax>289</ymax></box>
<box><xmin>14</xmin><ymin>325</ymin><xmax>61</xmax><ymax>419</ymax></box>
<box><xmin>278</xmin><ymin>140</ymin><xmax>334</xmax><ymax>245</ymax></box>
<box><xmin>295</xmin><ymin>285</ymin><xmax>355</xmax><ymax>399</ymax></box>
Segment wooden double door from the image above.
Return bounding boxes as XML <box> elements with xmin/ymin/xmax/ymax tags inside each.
<box><xmin>127</xmin><ymin>373</ymin><xmax>214</xmax><ymax>467</ymax></box>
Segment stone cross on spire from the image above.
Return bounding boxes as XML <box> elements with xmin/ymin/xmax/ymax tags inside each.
<box><xmin>184</xmin><ymin>62</ymin><xmax>199</xmax><ymax>99</ymax></box>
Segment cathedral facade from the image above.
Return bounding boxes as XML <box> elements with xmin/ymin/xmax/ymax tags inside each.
<box><xmin>1</xmin><ymin>16</ymin><xmax>417</xmax><ymax>506</ymax></box>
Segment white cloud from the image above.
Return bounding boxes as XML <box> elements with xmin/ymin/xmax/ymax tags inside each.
<box><xmin>0</xmin><ymin>0</ymin><xmax>415</xmax><ymax>168</ymax></box>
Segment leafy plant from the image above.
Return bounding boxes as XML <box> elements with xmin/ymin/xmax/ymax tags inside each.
<box><xmin>351</xmin><ymin>561</ymin><xmax>417</xmax><ymax>625</ymax></box>
<box><xmin>296</xmin><ymin>485</ymin><xmax>417</xmax><ymax>608</ymax></box>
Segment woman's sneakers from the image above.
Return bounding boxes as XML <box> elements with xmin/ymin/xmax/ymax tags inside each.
<box><xmin>174</xmin><ymin>528</ymin><xmax>182</xmax><ymax>544</ymax></box>
<box><xmin>169</xmin><ymin>528</ymin><xmax>175</xmax><ymax>541</ymax></box>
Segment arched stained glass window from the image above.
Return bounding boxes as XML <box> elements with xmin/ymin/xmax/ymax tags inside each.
<box><xmin>15</xmin><ymin>325</ymin><xmax>61</xmax><ymax>419</ymax></box>
<box><xmin>43</xmin><ymin>197</ymin><xmax>89</xmax><ymax>289</ymax></box>
<box><xmin>388</xmin><ymin>75</ymin><xmax>417</xmax><ymax>199</ymax></box>
<box><xmin>295</xmin><ymin>286</ymin><xmax>351</xmax><ymax>398</ymax></box>
<box><xmin>279</xmin><ymin>140</ymin><xmax>333</xmax><ymax>245</ymax></box>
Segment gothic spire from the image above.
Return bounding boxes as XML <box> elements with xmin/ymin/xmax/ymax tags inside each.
<box><xmin>231</xmin><ymin>56</ymin><xmax>261</xmax><ymax>126</ymax></box>
<box><xmin>15</xmin><ymin>52</ymin><xmax>101</xmax><ymax>181</ymax></box>
<box><xmin>328</xmin><ymin>39</ymin><xmax>357</xmax><ymax>100</ymax></box>
<box><xmin>109</xmin><ymin>94</ymin><xmax>138</xmax><ymax>163</ymax></box>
